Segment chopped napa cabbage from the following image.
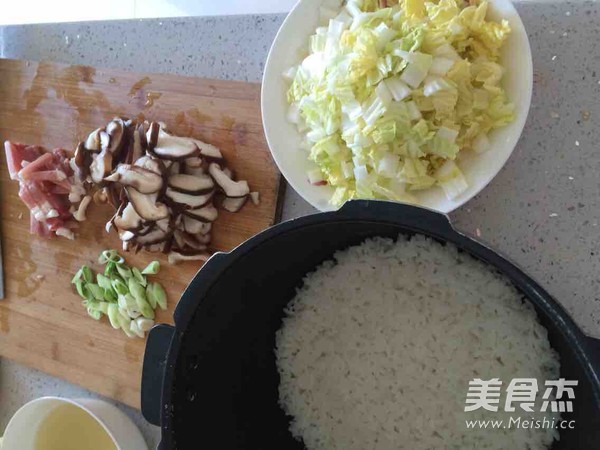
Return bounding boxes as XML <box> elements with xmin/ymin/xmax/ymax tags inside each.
<box><xmin>285</xmin><ymin>0</ymin><xmax>514</xmax><ymax>206</ymax></box>
<box><xmin>434</xmin><ymin>159</ymin><xmax>469</xmax><ymax>199</ymax></box>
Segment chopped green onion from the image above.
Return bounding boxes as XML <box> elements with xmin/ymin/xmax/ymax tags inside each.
<box><xmin>147</xmin><ymin>283</ymin><xmax>167</xmax><ymax>311</ymax></box>
<box><xmin>112</xmin><ymin>279</ymin><xmax>129</xmax><ymax>296</ymax></box>
<box><xmin>132</xmin><ymin>267</ymin><xmax>147</xmax><ymax>287</ymax></box>
<box><xmin>141</xmin><ymin>261</ymin><xmax>160</xmax><ymax>275</ymax></box>
<box><xmin>81</xmin><ymin>266</ymin><xmax>93</xmax><ymax>283</ymax></box>
<box><xmin>73</xmin><ymin>250</ymin><xmax>168</xmax><ymax>338</ymax></box>
<box><xmin>87</xmin><ymin>307</ymin><xmax>102</xmax><ymax>320</ymax></box>
<box><xmin>104</xmin><ymin>288</ymin><xmax>117</xmax><ymax>303</ymax></box>
<box><xmin>104</xmin><ymin>261</ymin><xmax>116</xmax><ymax>277</ymax></box>
<box><xmin>116</xmin><ymin>264</ymin><xmax>133</xmax><ymax>280</ymax></box>
<box><xmin>71</xmin><ymin>267</ymin><xmax>84</xmax><ymax>284</ymax></box>
<box><xmin>135</xmin><ymin>295</ymin><xmax>155</xmax><ymax>320</ymax></box>
<box><xmin>96</xmin><ymin>274</ymin><xmax>112</xmax><ymax>291</ymax></box>
<box><xmin>86</xmin><ymin>283</ymin><xmax>105</xmax><ymax>301</ymax></box>
<box><xmin>128</xmin><ymin>278</ymin><xmax>147</xmax><ymax>302</ymax></box>
<box><xmin>107</xmin><ymin>304</ymin><xmax>120</xmax><ymax>329</ymax></box>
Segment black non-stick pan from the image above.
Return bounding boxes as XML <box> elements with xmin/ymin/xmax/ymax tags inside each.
<box><xmin>142</xmin><ymin>200</ymin><xmax>600</xmax><ymax>449</ymax></box>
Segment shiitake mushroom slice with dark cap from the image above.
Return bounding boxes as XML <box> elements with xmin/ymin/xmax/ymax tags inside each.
<box><xmin>208</xmin><ymin>163</ymin><xmax>250</xmax><ymax>198</ymax></box>
<box><xmin>183</xmin><ymin>204</ymin><xmax>219</xmax><ymax>223</ymax></box>
<box><xmin>104</xmin><ymin>164</ymin><xmax>163</xmax><ymax>194</ymax></box>
<box><xmin>90</xmin><ymin>150</ymin><xmax>113</xmax><ymax>184</ymax></box>
<box><xmin>148</xmin><ymin>126</ymin><xmax>199</xmax><ymax>160</ymax></box>
<box><xmin>165</xmin><ymin>188</ymin><xmax>214</xmax><ymax>209</ymax></box>
<box><xmin>85</xmin><ymin>128</ymin><xmax>106</xmax><ymax>152</ymax></box>
<box><xmin>222</xmin><ymin>195</ymin><xmax>248</xmax><ymax>213</ymax></box>
<box><xmin>113</xmin><ymin>203</ymin><xmax>144</xmax><ymax>232</ymax></box>
<box><xmin>168</xmin><ymin>174</ymin><xmax>214</xmax><ymax>195</ymax></box>
<box><xmin>135</xmin><ymin>227</ymin><xmax>172</xmax><ymax>246</ymax></box>
<box><xmin>106</xmin><ymin>118</ymin><xmax>127</xmax><ymax>158</ymax></box>
<box><xmin>134</xmin><ymin>155</ymin><xmax>164</xmax><ymax>175</ymax></box>
<box><xmin>68</xmin><ymin>116</ymin><xmax>256</xmax><ymax>260</ymax></box>
<box><xmin>190</xmin><ymin>138</ymin><xmax>224</xmax><ymax>162</ymax></box>
<box><xmin>125</xmin><ymin>187</ymin><xmax>169</xmax><ymax>222</ymax></box>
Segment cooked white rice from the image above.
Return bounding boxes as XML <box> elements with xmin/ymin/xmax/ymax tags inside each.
<box><xmin>276</xmin><ymin>235</ymin><xmax>560</xmax><ymax>450</ymax></box>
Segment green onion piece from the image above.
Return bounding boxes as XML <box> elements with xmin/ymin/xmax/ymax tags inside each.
<box><xmin>141</xmin><ymin>261</ymin><xmax>160</xmax><ymax>275</ymax></box>
<box><xmin>104</xmin><ymin>261</ymin><xmax>116</xmax><ymax>277</ymax></box>
<box><xmin>128</xmin><ymin>278</ymin><xmax>146</xmax><ymax>301</ymax></box>
<box><xmin>104</xmin><ymin>288</ymin><xmax>117</xmax><ymax>303</ymax></box>
<box><xmin>146</xmin><ymin>283</ymin><xmax>157</xmax><ymax>309</ymax></box>
<box><xmin>120</xmin><ymin>318</ymin><xmax>136</xmax><ymax>338</ymax></box>
<box><xmin>97</xmin><ymin>302</ymin><xmax>110</xmax><ymax>315</ymax></box>
<box><xmin>99</xmin><ymin>249</ymin><xmax>124</xmax><ymax>265</ymax></box>
<box><xmin>116</xmin><ymin>264</ymin><xmax>133</xmax><ymax>280</ymax></box>
<box><xmin>132</xmin><ymin>267</ymin><xmax>147</xmax><ymax>287</ymax></box>
<box><xmin>71</xmin><ymin>267</ymin><xmax>84</xmax><ymax>284</ymax></box>
<box><xmin>112</xmin><ymin>278</ymin><xmax>129</xmax><ymax>296</ymax></box>
<box><xmin>107</xmin><ymin>304</ymin><xmax>120</xmax><ymax>329</ymax></box>
<box><xmin>118</xmin><ymin>305</ymin><xmax>131</xmax><ymax>320</ymax></box>
<box><xmin>148</xmin><ymin>283</ymin><xmax>167</xmax><ymax>311</ymax></box>
<box><xmin>81</xmin><ymin>266</ymin><xmax>93</xmax><ymax>283</ymax></box>
<box><xmin>75</xmin><ymin>281</ymin><xmax>93</xmax><ymax>302</ymax></box>
<box><xmin>96</xmin><ymin>274</ymin><xmax>113</xmax><ymax>291</ymax></box>
<box><xmin>133</xmin><ymin>292</ymin><xmax>154</xmax><ymax>320</ymax></box>
<box><xmin>86</xmin><ymin>283</ymin><xmax>105</xmax><ymax>301</ymax></box>
<box><xmin>87</xmin><ymin>306</ymin><xmax>102</xmax><ymax>320</ymax></box>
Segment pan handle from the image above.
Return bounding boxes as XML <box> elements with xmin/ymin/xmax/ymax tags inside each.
<box><xmin>337</xmin><ymin>200</ymin><xmax>455</xmax><ymax>235</ymax></box>
<box><xmin>586</xmin><ymin>336</ymin><xmax>600</xmax><ymax>377</ymax></box>
<box><xmin>141</xmin><ymin>323</ymin><xmax>175</xmax><ymax>426</ymax></box>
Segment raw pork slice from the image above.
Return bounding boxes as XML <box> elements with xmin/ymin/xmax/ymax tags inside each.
<box><xmin>4</xmin><ymin>141</ymin><xmax>76</xmax><ymax>238</ymax></box>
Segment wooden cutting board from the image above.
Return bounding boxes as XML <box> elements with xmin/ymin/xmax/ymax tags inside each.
<box><xmin>0</xmin><ymin>59</ymin><xmax>284</xmax><ymax>409</ymax></box>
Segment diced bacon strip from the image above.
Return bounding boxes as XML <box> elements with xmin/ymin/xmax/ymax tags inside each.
<box><xmin>18</xmin><ymin>152</ymin><xmax>55</xmax><ymax>179</ymax></box>
<box><xmin>5</xmin><ymin>140</ymin><xmax>75</xmax><ymax>238</ymax></box>
<box><xmin>4</xmin><ymin>141</ymin><xmax>43</xmax><ymax>180</ymax></box>
<box><xmin>21</xmin><ymin>169</ymin><xmax>68</xmax><ymax>183</ymax></box>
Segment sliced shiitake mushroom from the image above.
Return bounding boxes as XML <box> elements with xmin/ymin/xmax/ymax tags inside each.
<box><xmin>125</xmin><ymin>124</ymin><xmax>145</xmax><ymax>165</ymax></box>
<box><xmin>168</xmin><ymin>162</ymin><xmax>181</xmax><ymax>176</ymax></box>
<box><xmin>135</xmin><ymin>227</ymin><xmax>171</xmax><ymax>245</ymax></box>
<box><xmin>126</xmin><ymin>187</ymin><xmax>169</xmax><ymax>221</ymax></box>
<box><xmin>168</xmin><ymin>174</ymin><xmax>214</xmax><ymax>195</ymax></box>
<box><xmin>185</xmin><ymin>156</ymin><xmax>203</xmax><ymax>168</ymax></box>
<box><xmin>155</xmin><ymin>218</ymin><xmax>171</xmax><ymax>233</ymax></box>
<box><xmin>168</xmin><ymin>251</ymin><xmax>210</xmax><ymax>264</ymax></box>
<box><xmin>137</xmin><ymin>224</ymin><xmax>156</xmax><ymax>236</ymax></box>
<box><xmin>90</xmin><ymin>150</ymin><xmax>113</xmax><ymax>184</ymax></box>
<box><xmin>85</xmin><ymin>128</ymin><xmax>105</xmax><ymax>151</ymax></box>
<box><xmin>208</xmin><ymin>163</ymin><xmax>249</xmax><ymax>198</ymax></box>
<box><xmin>104</xmin><ymin>164</ymin><xmax>163</xmax><ymax>194</ymax></box>
<box><xmin>165</xmin><ymin>188</ymin><xmax>214</xmax><ymax>209</ymax></box>
<box><xmin>173</xmin><ymin>230</ymin><xmax>186</xmax><ymax>249</ymax></box>
<box><xmin>184</xmin><ymin>165</ymin><xmax>206</xmax><ymax>177</ymax></box>
<box><xmin>182</xmin><ymin>215</ymin><xmax>206</xmax><ymax>234</ymax></box>
<box><xmin>114</xmin><ymin>203</ymin><xmax>143</xmax><ymax>231</ymax></box>
<box><xmin>181</xmin><ymin>233</ymin><xmax>208</xmax><ymax>251</ymax></box>
<box><xmin>106</xmin><ymin>118</ymin><xmax>126</xmax><ymax>157</ymax></box>
<box><xmin>151</xmin><ymin>128</ymin><xmax>199</xmax><ymax>160</ymax></box>
<box><xmin>134</xmin><ymin>155</ymin><xmax>163</xmax><ymax>175</ymax></box>
<box><xmin>147</xmin><ymin>122</ymin><xmax>160</xmax><ymax>151</ymax></box>
<box><xmin>222</xmin><ymin>196</ymin><xmax>248</xmax><ymax>213</ymax></box>
<box><xmin>119</xmin><ymin>230</ymin><xmax>136</xmax><ymax>241</ymax></box>
<box><xmin>184</xmin><ymin>204</ymin><xmax>218</xmax><ymax>223</ymax></box>
<box><xmin>191</xmin><ymin>138</ymin><xmax>223</xmax><ymax>162</ymax></box>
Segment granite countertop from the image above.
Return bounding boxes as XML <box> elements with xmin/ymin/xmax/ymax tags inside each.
<box><xmin>1</xmin><ymin>1</ymin><xmax>599</xmax><ymax>448</ymax></box>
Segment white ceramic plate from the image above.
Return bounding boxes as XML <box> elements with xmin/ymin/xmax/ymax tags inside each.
<box><xmin>262</xmin><ymin>0</ymin><xmax>532</xmax><ymax>212</ymax></box>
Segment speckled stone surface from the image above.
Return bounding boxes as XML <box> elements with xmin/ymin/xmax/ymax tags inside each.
<box><xmin>1</xmin><ymin>2</ymin><xmax>600</xmax><ymax>447</ymax></box>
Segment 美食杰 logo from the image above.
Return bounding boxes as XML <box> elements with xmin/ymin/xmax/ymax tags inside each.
<box><xmin>463</xmin><ymin>378</ymin><xmax>578</xmax><ymax>430</ymax></box>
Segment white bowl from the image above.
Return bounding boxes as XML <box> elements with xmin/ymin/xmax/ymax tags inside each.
<box><xmin>1</xmin><ymin>397</ymin><xmax>148</xmax><ymax>450</ymax></box>
<box><xmin>262</xmin><ymin>0</ymin><xmax>532</xmax><ymax>212</ymax></box>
